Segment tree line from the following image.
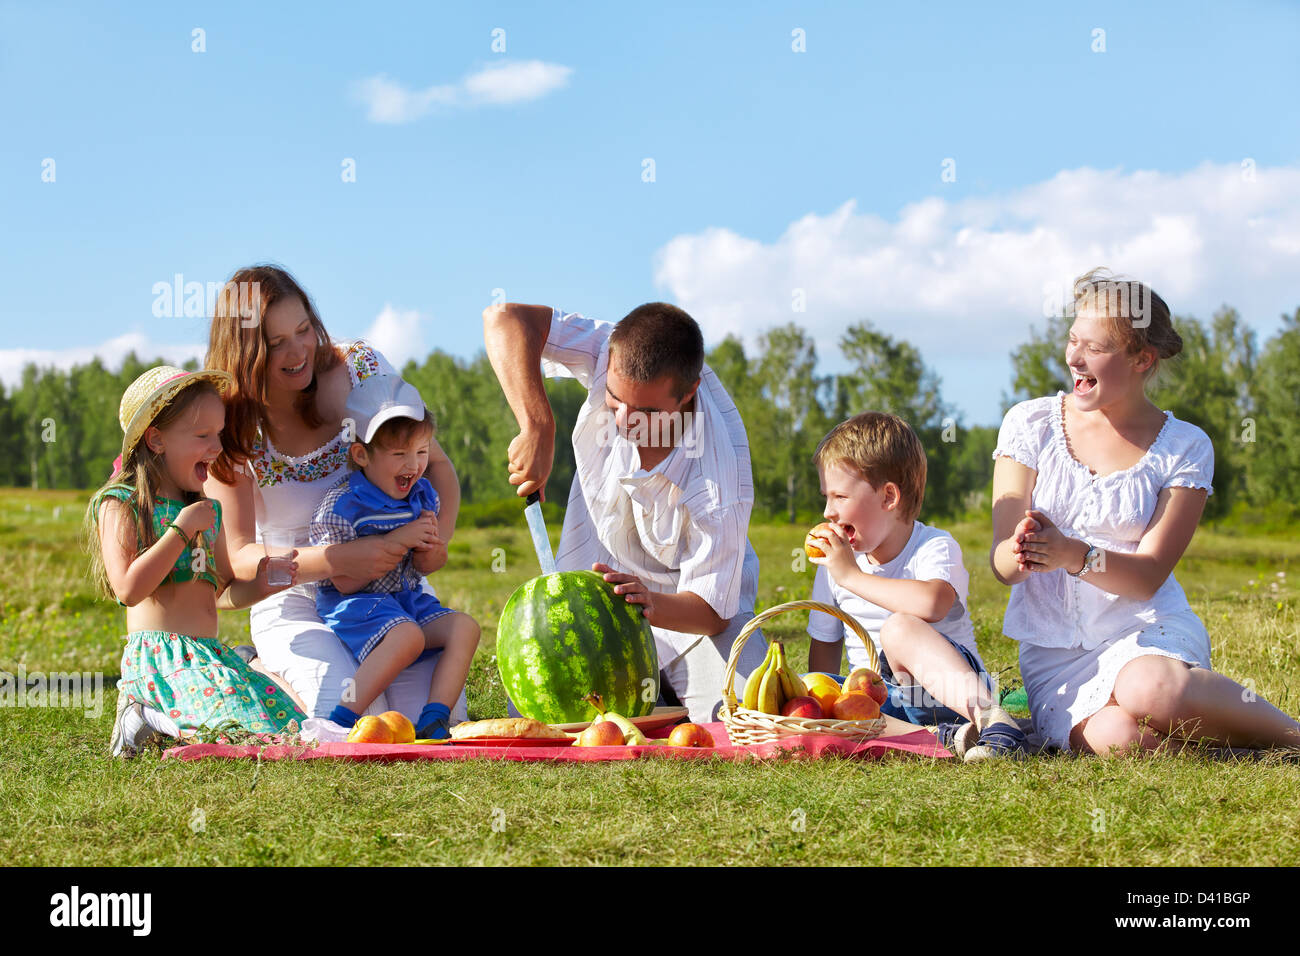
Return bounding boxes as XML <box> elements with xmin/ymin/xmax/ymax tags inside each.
<box><xmin>3</xmin><ymin>303</ymin><xmax>1297</xmax><ymax>523</ymax></box>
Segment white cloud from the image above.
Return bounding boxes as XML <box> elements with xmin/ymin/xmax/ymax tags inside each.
<box><xmin>362</xmin><ymin>304</ymin><xmax>426</xmax><ymax>371</ymax></box>
<box><xmin>355</xmin><ymin>60</ymin><xmax>573</xmax><ymax>123</ymax></box>
<box><xmin>0</xmin><ymin>333</ymin><xmax>204</xmax><ymax>390</ymax></box>
<box><xmin>653</xmin><ymin>162</ymin><xmax>1300</xmax><ymax>421</ymax></box>
<box><xmin>354</xmin><ymin>75</ymin><xmax>457</xmax><ymax>124</ymax></box>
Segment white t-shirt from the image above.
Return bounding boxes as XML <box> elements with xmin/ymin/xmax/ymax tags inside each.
<box><xmin>541</xmin><ymin>308</ymin><xmax>759</xmax><ymax>662</ymax></box>
<box><xmin>807</xmin><ymin>521</ymin><xmax>981</xmax><ymax>672</ymax></box>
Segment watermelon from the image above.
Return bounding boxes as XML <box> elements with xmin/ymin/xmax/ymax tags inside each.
<box><xmin>496</xmin><ymin>570</ymin><xmax>659</xmax><ymax>723</ymax></box>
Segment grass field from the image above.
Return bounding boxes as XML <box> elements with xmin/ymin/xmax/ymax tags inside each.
<box><xmin>2</xmin><ymin>488</ymin><xmax>1298</xmax><ymax>866</ymax></box>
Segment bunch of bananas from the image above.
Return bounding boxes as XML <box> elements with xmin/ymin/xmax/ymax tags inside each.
<box><xmin>742</xmin><ymin>640</ymin><xmax>808</xmax><ymax>715</ymax></box>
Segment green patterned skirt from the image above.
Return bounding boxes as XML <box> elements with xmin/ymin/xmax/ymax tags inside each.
<box><xmin>118</xmin><ymin>630</ymin><xmax>305</xmax><ymax>735</ymax></box>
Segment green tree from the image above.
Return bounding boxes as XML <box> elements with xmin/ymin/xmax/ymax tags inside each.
<box><xmin>1004</xmin><ymin>312</ymin><xmax>1071</xmax><ymax>410</ymax></box>
<box><xmin>1247</xmin><ymin>307</ymin><xmax>1300</xmax><ymax>508</ymax></box>
<box><xmin>1150</xmin><ymin>309</ymin><xmax>1256</xmax><ymax>517</ymax></box>
<box><xmin>835</xmin><ymin>321</ymin><xmax>945</xmax><ymax>427</ymax></box>
<box><xmin>750</xmin><ymin>324</ymin><xmax>830</xmax><ymax>522</ymax></box>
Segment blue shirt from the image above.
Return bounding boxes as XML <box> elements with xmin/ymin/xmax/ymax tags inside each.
<box><xmin>308</xmin><ymin>470</ymin><xmax>440</xmax><ymax>595</ymax></box>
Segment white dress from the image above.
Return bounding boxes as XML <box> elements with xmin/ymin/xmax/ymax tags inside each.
<box><xmin>994</xmin><ymin>393</ymin><xmax>1215</xmax><ymax>750</ymax></box>
<box><xmin>244</xmin><ymin>341</ymin><xmax>468</xmax><ymax>724</ymax></box>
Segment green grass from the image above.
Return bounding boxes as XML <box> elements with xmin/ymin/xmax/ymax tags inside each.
<box><xmin>2</xmin><ymin>488</ymin><xmax>1299</xmax><ymax>866</ymax></box>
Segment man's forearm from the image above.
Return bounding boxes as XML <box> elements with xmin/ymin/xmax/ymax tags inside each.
<box><xmin>651</xmin><ymin>590</ymin><xmax>728</xmax><ymax>636</ymax></box>
<box><xmin>483</xmin><ymin>303</ymin><xmax>555</xmax><ymax>430</ymax></box>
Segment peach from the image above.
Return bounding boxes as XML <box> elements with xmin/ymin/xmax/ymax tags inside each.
<box><xmin>377</xmin><ymin>710</ymin><xmax>415</xmax><ymax>744</ymax></box>
<box><xmin>346</xmin><ymin>715</ymin><xmax>395</xmax><ymax>744</ymax></box>
<box><xmin>576</xmin><ymin>721</ymin><xmax>626</xmax><ymax>747</ymax></box>
<box><xmin>804</xmin><ymin>523</ymin><xmax>835</xmax><ymax>559</ymax></box>
<box><xmin>667</xmin><ymin>723</ymin><xmax>715</xmax><ymax>748</ymax></box>
<box><xmin>831</xmin><ymin>692</ymin><xmax>882</xmax><ymax>721</ymax></box>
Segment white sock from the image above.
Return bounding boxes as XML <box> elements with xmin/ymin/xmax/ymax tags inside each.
<box><xmin>140</xmin><ymin>705</ymin><xmax>181</xmax><ymax>739</ymax></box>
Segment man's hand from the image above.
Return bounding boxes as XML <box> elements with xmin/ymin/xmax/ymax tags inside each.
<box><xmin>507</xmin><ymin>424</ymin><xmax>555</xmax><ymax>500</ymax></box>
<box><xmin>594</xmin><ymin>562</ymin><xmax>658</xmax><ymax>624</ymax></box>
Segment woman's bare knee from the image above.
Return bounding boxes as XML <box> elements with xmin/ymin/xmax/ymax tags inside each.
<box><xmin>1113</xmin><ymin>656</ymin><xmax>1192</xmax><ymax>729</ymax></box>
<box><xmin>1073</xmin><ymin>705</ymin><xmax>1150</xmax><ymax>755</ymax></box>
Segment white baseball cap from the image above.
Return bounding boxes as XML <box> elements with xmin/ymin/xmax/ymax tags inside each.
<box><xmin>344</xmin><ymin>375</ymin><xmax>428</xmax><ymax>444</ymax></box>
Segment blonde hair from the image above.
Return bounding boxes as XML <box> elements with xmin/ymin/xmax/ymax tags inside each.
<box><xmin>813</xmin><ymin>412</ymin><xmax>927</xmax><ymax>523</ymax></box>
<box><xmin>1072</xmin><ymin>267</ymin><xmax>1182</xmax><ymax>378</ymax></box>
<box><xmin>84</xmin><ymin>382</ymin><xmax>219</xmax><ymax>599</ymax></box>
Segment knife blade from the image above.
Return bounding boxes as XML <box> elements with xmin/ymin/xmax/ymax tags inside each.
<box><xmin>524</xmin><ymin>490</ymin><xmax>557</xmax><ymax>576</ymax></box>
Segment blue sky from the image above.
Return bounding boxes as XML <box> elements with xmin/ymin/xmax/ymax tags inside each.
<box><xmin>4</xmin><ymin>1</ymin><xmax>1299</xmax><ymax>425</ymax></box>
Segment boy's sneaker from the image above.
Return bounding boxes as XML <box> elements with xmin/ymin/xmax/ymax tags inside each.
<box><xmin>931</xmin><ymin>720</ymin><xmax>978</xmax><ymax>759</ymax></box>
<box><xmin>964</xmin><ymin>719</ymin><xmax>1030</xmax><ymax>762</ymax></box>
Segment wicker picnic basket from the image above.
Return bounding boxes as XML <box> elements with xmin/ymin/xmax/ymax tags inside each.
<box><xmin>719</xmin><ymin>599</ymin><xmax>888</xmax><ymax>746</ymax></box>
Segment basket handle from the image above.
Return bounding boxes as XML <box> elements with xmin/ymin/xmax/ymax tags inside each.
<box><xmin>720</xmin><ymin>599</ymin><xmax>881</xmax><ymax>711</ymax></box>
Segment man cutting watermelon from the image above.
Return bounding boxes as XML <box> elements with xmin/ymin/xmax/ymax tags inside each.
<box><xmin>484</xmin><ymin>301</ymin><xmax>770</xmax><ymax>722</ymax></box>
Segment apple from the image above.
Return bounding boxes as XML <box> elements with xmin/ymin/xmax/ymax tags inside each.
<box><xmin>346</xmin><ymin>715</ymin><xmax>395</xmax><ymax>744</ymax></box>
<box><xmin>576</xmin><ymin>721</ymin><xmax>626</xmax><ymax>747</ymax></box>
<box><xmin>831</xmin><ymin>692</ymin><xmax>882</xmax><ymax>721</ymax></box>
<box><xmin>845</xmin><ymin>666</ymin><xmax>889</xmax><ymax>706</ymax></box>
<box><xmin>780</xmin><ymin>696</ymin><xmax>824</xmax><ymax>719</ymax></box>
<box><xmin>377</xmin><ymin>710</ymin><xmax>415</xmax><ymax>744</ymax></box>
<box><xmin>667</xmin><ymin>723</ymin><xmax>715</xmax><ymax>748</ymax></box>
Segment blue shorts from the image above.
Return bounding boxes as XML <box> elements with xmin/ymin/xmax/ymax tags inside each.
<box><xmin>316</xmin><ymin>587</ymin><xmax>454</xmax><ymax>663</ymax></box>
<box><xmin>812</xmin><ymin>639</ymin><xmax>989</xmax><ymax>726</ymax></box>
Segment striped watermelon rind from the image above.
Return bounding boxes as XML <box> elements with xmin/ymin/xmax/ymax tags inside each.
<box><xmin>496</xmin><ymin>570</ymin><xmax>659</xmax><ymax>723</ymax></box>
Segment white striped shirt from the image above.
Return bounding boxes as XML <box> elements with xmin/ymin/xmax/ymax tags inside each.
<box><xmin>542</xmin><ymin>309</ymin><xmax>759</xmax><ymax>660</ymax></box>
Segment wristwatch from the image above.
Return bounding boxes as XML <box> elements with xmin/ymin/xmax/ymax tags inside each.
<box><xmin>1071</xmin><ymin>542</ymin><xmax>1103</xmax><ymax>577</ymax></box>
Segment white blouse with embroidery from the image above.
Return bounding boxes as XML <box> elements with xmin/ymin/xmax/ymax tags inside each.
<box><xmin>994</xmin><ymin>393</ymin><xmax>1215</xmax><ymax>650</ymax></box>
<box><xmin>250</xmin><ymin>341</ymin><xmax>393</xmax><ymax>546</ymax></box>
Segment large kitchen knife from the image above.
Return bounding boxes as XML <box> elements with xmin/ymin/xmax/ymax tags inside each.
<box><xmin>524</xmin><ymin>490</ymin><xmax>557</xmax><ymax>576</ymax></box>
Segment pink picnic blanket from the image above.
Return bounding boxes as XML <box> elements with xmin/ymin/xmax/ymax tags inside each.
<box><xmin>162</xmin><ymin>722</ymin><xmax>951</xmax><ymax>763</ymax></box>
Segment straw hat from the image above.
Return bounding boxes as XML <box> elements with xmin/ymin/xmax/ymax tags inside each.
<box><xmin>115</xmin><ymin>366</ymin><xmax>233</xmax><ymax>472</ymax></box>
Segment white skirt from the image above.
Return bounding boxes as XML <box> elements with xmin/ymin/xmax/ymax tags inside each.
<box><xmin>1019</xmin><ymin>609</ymin><xmax>1212</xmax><ymax>751</ymax></box>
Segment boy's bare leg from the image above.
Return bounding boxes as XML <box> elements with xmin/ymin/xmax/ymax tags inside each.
<box><xmin>344</xmin><ymin>621</ymin><xmax>426</xmax><ymax>715</ymax></box>
<box><xmin>878</xmin><ymin>612</ymin><xmax>996</xmax><ymax>723</ymax></box>
<box><xmin>421</xmin><ymin>611</ymin><xmax>481</xmax><ymax>708</ymax></box>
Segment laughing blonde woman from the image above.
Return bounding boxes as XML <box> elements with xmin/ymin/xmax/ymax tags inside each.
<box><xmin>990</xmin><ymin>268</ymin><xmax>1299</xmax><ymax>755</ymax></box>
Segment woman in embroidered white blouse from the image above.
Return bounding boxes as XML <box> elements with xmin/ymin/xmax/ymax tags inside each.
<box><xmin>990</xmin><ymin>269</ymin><xmax>1299</xmax><ymax>754</ymax></box>
<box><xmin>201</xmin><ymin>266</ymin><xmax>468</xmax><ymax>724</ymax></box>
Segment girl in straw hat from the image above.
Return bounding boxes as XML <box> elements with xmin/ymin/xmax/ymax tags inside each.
<box><xmin>86</xmin><ymin>365</ymin><xmax>307</xmax><ymax>754</ymax></box>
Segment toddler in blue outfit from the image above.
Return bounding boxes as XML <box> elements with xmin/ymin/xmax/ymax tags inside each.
<box><xmin>310</xmin><ymin>374</ymin><xmax>480</xmax><ymax>738</ymax></box>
